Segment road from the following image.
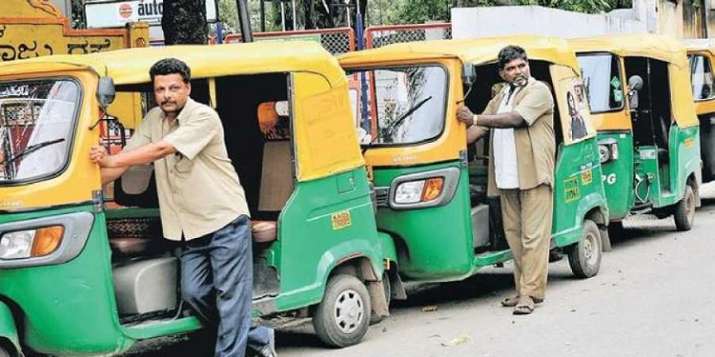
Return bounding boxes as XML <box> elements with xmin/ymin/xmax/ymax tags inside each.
<box><xmin>127</xmin><ymin>184</ymin><xmax>715</xmax><ymax>357</ymax></box>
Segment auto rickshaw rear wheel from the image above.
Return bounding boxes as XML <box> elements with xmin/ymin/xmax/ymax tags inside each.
<box><xmin>313</xmin><ymin>274</ymin><xmax>371</xmax><ymax>348</ymax></box>
<box><xmin>673</xmin><ymin>184</ymin><xmax>696</xmax><ymax>231</ymax></box>
<box><xmin>568</xmin><ymin>219</ymin><xmax>602</xmax><ymax>279</ymax></box>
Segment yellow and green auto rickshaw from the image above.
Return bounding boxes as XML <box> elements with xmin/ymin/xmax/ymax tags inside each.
<box><xmin>571</xmin><ymin>34</ymin><xmax>702</xmax><ymax>231</ymax></box>
<box><xmin>0</xmin><ymin>41</ymin><xmax>395</xmax><ymax>355</ymax></box>
<box><xmin>685</xmin><ymin>39</ymin><xmax>715</xmax><ymax>185</ymax></box>
<box><xmin>338</xmin><ymin>36</ymin><xmax>610</xmax><ymax>293</ymax></box>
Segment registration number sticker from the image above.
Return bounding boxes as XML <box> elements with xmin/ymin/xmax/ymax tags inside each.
<box><xmin>331</xmin><ymin>210</ymin><xmax>352</xmax><ymax>230</ymax></box>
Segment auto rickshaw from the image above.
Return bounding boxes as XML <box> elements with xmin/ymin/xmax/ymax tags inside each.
<box><xmin>684</xmin><ymin>39</ymin><xmax>715</xmax><ymax>185</ymax></box>
<box><xmin>0</xmin><ymin>41</ymin><xmax>394</xmax><ymax>355</ymax></box>
<box><xmin>338</xmin><ymin>36</ymin><xmax>610</xmax><ymax>295</ymax></box>
<box><xmin>570</xmin><ymin>34</ymin><xmax>702</xmax><ymax>231</ymax></box>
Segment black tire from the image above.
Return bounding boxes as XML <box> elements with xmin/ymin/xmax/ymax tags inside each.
<box><xmin>674</xmin><ymin>184</ymin><xmax>696</xmax><ymax>231</ymax></box>
<box><xmin>0</xmin><ymin>345</ymin><xmax>10</xmax><ymax>357</ymax></box>
<box><xmin>568</xmin><ymin>219</ymin><xmax>602</xmax><ymax>279</ymax></box>
<box><xmin>313</xmin><ymin>274</ymin><xmax>371</xmax><ymax>348</ymax></box>
<box><xmin>370</xmin><ymin>272</ymin><xmax>391</xmax><ymax>325</ymax></box>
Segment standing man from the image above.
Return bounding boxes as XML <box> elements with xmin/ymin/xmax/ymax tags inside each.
<box><xmin>457</xmin><ymin>46</ymin><xmax>555</xmax><ymax>315</ymax></box>
<box><xmin>90</xmin><ymin>58</ymin><xmax>276</xmax><ymax>356</ymax></box>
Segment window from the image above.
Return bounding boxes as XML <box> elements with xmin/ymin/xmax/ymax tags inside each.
<box><xmin>689</xmin><ymin>54</ymin><xmax>715</xmax><ymax>100</ymax></box>
<box><xmin>0</xmin><ymin>79</ymin><xmax>79</xmax><ymax>183</ymax></box>
<box><xmin>577</xmin><ymin>53</ymin><xmax>624</xmax><ymax>113</ymax></box>
<box><xmin>347</xmin><ymin>65</ymin><xmax>448</xmax><ymax>146</ymax></box>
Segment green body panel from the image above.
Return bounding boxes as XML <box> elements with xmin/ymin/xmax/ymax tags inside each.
<box><xmin>378</xmin><ymin>232</ymin><xmax>398</xmax><ymax>264</ymax></box>
<box><xmin>0</xmin><ymin>206</ymin><xmax>131</xmax><ymax>355</ymax></box>
<box><xmin>551</xmin><ymin>137</ymin><xmax>609</xmax><ymax>247</ymax></box>
<box><xmin>122</xmin><ymin>316</ymin><xmax>201</xmax><ymax>340</ymax></box>
<box><xmin>598</xmin><ymin>131</ymin><xmax>635</xmax><ymax>220</ymax></box>
<box><xmin>273</xmin><ymin>167</ymin><xmax>385</xmax><ymax>311</ymax></box>
<box><xmin>373</xmin><ymin>161</ymin><xmax>476</xmax><ymax>281</ymax></box>
<box><xmin>0</xmin><ymin>302</ymin><xmax>20</xmax><ymax>355</ymax></box>
<box><xmin>599</xmin><ymin>125</ymin><xmax>700</xmax><ymax>219</ymax></box>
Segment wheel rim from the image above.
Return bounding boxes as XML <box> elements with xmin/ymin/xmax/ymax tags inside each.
<box><xmin>334</xmin><ymin>289</ymin><xmax>364</xmax><ymax>334</ymax></box>
<box><xmin>583</xmin><ymin>230</ymin><xmax>599</xmax><ymax>267</ymax></box>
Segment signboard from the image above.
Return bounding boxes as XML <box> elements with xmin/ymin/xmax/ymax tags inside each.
<box><xmin>85</xmin><ymin>0</ymin><xmax>218</xmax><ymax>28</ymax></box>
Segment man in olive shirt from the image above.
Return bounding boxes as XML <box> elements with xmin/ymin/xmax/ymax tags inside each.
<box><xmin>457</xmin><ymin>46</ymin><xmax>555</xmax><ymax>315</ymax></box>
<box><xmin>90</xmin><ymin>58</ymin><xmax>275</xmax><ymax>356</ymax></box>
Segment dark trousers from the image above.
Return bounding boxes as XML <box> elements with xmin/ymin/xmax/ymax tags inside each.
<box><xmin>181</xmin><ymin>215</ymin><xmax>272</xmax><ymax>357</ymax></box>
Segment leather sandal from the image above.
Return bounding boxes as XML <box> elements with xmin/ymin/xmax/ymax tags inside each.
<box><xmin>502</xmin><ymin>295</ymin><xmax>544</xmax><ymax>307</ymax></box>
<box><xmin>513</xmin><ymin>296</ymin><xmax>535</xmax><ymax>315</ymax></box>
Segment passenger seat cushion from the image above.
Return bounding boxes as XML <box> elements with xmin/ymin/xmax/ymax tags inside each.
<box><xmin>252</xmin><ymin>220</ymin><xmax>277</xmax><ymax>243</ymax></box>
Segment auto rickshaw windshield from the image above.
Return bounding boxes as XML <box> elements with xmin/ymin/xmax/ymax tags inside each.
<box><xmin>577</xmin><ymin>53</ymin><xmax>625</xmax><ymax>113</ymax></box>
<box><xmin>347</xmin><ymin>64</ymin><xmax>447</xmax><ymax>146</ymax></box>
<box><xmin>0</xmin><ymin>79</ymin><xmax>79</xmax><ymax>184</ymax></box>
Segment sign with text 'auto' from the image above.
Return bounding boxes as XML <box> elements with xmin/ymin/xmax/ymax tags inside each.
<box><xmin>85</xmin><ymin>0</ymin><xmax>217</xmax><ymax>28</ymax></box>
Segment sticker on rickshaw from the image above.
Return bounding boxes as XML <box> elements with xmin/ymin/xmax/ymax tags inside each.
<box><xmin>684</xmin><ymin>137</ymin><xmax>695</xmax><ymax>149</ymax></box>
<box><xmin>581</xmin><ymin>168</ymin><xmax>593</xmax><ymax>185</ymax></box>
<box><xmin>331</xmin><ymin>210</ymin><xmax>352</xmax><ymax>230</ymax></box>
<box><xmin>564</xmin><ymin>177</ymin><xmax>581</xmax><ymax>203</ymax></box>
<box><xmin>0</xmin><ymin>200</ymin><xmax>23</xmax><ymax>209</ymax></box>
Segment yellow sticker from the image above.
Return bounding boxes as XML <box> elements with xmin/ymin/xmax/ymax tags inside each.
<box><xmin>581</xmin><ymin>169</ymin><xmax>593</xmax><ymax>185</ymax></box>
<box><xmin>331</xmin><ymin>210</ymin><xmax>352</xmax><ymax>230</ymax></box>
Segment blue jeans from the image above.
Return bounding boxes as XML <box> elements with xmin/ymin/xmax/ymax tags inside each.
<box><xmin>181</xmin><ymin>215</ymin><xmax>272</xmax><ymax>357</ymax></box>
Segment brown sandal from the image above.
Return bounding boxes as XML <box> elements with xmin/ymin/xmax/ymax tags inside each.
<box><xmin>513</xmin><ymin>296</ymin><xmax>535</xmax><ymax>315</ymax></box>
<box><xmin>501</xmin><ymin>296</ymin><xmax>520</xmax><ymax>307</ymax></box>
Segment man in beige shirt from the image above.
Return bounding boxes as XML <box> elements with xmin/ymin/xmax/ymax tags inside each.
<box><xmin>457</xmin><ymin>45</ymin><xmax>555</xmax><ymax>315</ymax></box>
<box><xmin>90</xmin><ymin>58</ymin><xmax>275</xmax><ymax>356</ymax></box>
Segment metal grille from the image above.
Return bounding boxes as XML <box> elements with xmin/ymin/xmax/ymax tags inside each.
<box><xmin>223</xmin><ymin>27</ymin><xmax>355</xmax><ymax>55</ymax></box>
<box><xmin>107</xmin><ymin>217</ymin><xmax>162</xmax><ymax>239</ymax></box>
<box><xmin>366</xmin><ymin>23</ymin><xmax>452</xmax><ymax>49</ymax></box>
<box><xmin>374</xmin><ymin>186</ymin><xmax>390</xmax><ymax>208</ymax></box>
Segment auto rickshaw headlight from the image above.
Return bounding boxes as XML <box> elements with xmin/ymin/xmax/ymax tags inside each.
<box><xmin>0</xmin><ymin>226</ymin><xmax>64</xmax><ymax>259</ymax></box>
<box><xmin>394</xmin><ymin>177</ymin><xmax>445</xmax><ymax>204</ymax></box>
<box><xmin>598</xmin><ymin>140</ymin><xmax>619</xmax><ymax>164</ymax></box>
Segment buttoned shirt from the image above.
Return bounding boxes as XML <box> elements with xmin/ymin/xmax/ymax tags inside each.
<box><xmin>125</xmin><ymin>98</ymin><xmax>249</xmax><ymax>240</ymax></box>
<box><xmin>481</xmin><ymin>78</ymin><xmax>555</xmax><ymax>197</ymax></box>
<box><xmin>492</xmin><ymin>84</ymin><xmax>522</xmax><ymax>189</ymax></box>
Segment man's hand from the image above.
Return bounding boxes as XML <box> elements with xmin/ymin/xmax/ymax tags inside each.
<box><xmin>457</xmin><ymin>105</ymin><xmax>475</xmax><ymax>126</ymax></box>
<box><xmin>90</xmin><ymin>144</ymin><xmax>115</xmax><ymax>168</ymax></box>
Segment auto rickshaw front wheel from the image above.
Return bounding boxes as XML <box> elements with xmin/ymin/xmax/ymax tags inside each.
<box><xmin>673</xmin><ymin>184</ymin><xmax>696</xmax><ymax>231</ymax></box>
<box><xmin>568</xmin><ymin>219</ymin><xmax>602</xmax><ymax>279</ymax></box>
<box><xmin>313</xmin><ymin>274</ymin><xmax>371</xmax><ymax>348</ymax></box>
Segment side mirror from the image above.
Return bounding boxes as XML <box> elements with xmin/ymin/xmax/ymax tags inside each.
<box><xmin>462</xmin><ymin>63</ymin><xmax>476</xmax><ymax>88</ymax></box>
<box><xmin>627</xmin><ymin>75</ymin><xmax>643</xmax><ymax>110</ymax></box>
<box><xmin>96</xmin><ymin>76</ymin><xmax>116</xmax><ymax>110</ymax></box>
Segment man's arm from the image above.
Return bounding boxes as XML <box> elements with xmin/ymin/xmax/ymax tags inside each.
<box><xmin>91</xmin><ymin>140</ymin><xmax>176</xmax><ymax>169</ymax></box>
<box><xmin>457</xmin><ymin>105</ymin><xmax>526</xmax><ymax>129</ymax></box>
<box><xmin>466</xmin><ymin>125</ymin><xmax>489</xmax><ymax>144</ymax></box>
<box><xmin>100</xmin><ymin>167</ymin><xmax>129</xmax><ymax>185</ymax></box>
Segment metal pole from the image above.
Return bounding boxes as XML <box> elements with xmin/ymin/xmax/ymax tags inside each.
<box><xmin>346</xmin><ymin>0</ymin><xmax>351</xmax><ymax>28</ymax></box>
<box><xmin>260</xmin><ymin>0</ymin><xmax>266</xmax><ymax>32</ymax></box>
<box><xmin>236</xmin><ymin>0</ymin><xmax>254</xmax><ymax>42</ymax></box>
<box><xmin>292</xmin><ymin>0</ymin><xmax>297</xmax><ymax>30</ymax></box>
<box><xmin>281</xmin><ymin>2</ymin><xmax>286</xmax><ymax>31</ymax></box>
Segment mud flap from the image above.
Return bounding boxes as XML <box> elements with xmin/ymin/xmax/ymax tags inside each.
<box><xmin>367</xmin><ymin>281</ymin><xmax>389</xmax><ymax>318</ymax></box>
<box><xmin>0</xmin><ymin>302</ymin><xmax>21</xmax><ymax>356</ymax></box>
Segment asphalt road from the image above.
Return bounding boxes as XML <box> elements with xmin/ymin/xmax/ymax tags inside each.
<box><xmin>127</xmin><ymin>184</ymin><xmax>715</xmax><ymax>357</ymax></box>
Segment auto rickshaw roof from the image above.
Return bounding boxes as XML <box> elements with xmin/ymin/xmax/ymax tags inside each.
<box><xmin>339</xmin><ymin>35</ymin><xmax>580</xmax><ymax>71</ymax></box>
<box><xmin>683</xmin><ymin>38</ymin><xmax>715</xmax><ymax>55</ymax></box>
<box><xmin>0</xmin><ymin>41</ymin><xmax>347</xmax><ymax>87</ymax></box>
<box><xmin>569</xmin><ymin>34</ymin><xmax>688</xmax><ymax>67</ymax></box>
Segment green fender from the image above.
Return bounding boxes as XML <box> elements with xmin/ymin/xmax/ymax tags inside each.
<box><xmin>378</xmin><ymin>232</ymin><xmax>398</xmax><ymax>264</ymax></box>
<box><xmin>0</xmin><ymin>302</ymin><xmax>21</xmax><ymax>356</ymax></box>
<box><xmin>553</xmin><ymin>192</ymin><xmax>609</xmax><ymax>248</ymax></box>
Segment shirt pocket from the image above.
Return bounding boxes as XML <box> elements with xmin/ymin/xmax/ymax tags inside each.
<box><xmin>174</xmin><ymin>157</ymin><xmax>194</xmax><ymax>174</ymax></box>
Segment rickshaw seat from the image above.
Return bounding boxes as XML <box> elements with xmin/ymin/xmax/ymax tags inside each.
<box><xmin>252</xmin><ymin>220</ymin><xmax>277</xmax><ymax>243</ymax></box>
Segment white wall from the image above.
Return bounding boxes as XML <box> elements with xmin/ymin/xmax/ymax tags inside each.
<box><xmin>451</xmin><ymin>0</ymin><xmax>678</xmax><ymax>39</ymax></box>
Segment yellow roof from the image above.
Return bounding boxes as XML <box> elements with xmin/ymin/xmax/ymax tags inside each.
<box><xmin>339</xmin><ymin>35</ymin><xmax>580</xmax><ymax>70</ymax></box>
<box><xmin>0</xmin><ymin>41</ymin><xmax>346</xmax><ymax>87</ymax></box>
<box><xmin>683</xmin><ymin>38</ymin><xmax>715</xmax><ymax>55</ymax></box>
<box><xmin>569</xmin><ymin>33</ymin><xmax>688</xmax><ymax>68</ymax></box>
